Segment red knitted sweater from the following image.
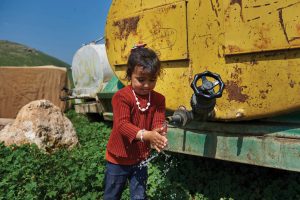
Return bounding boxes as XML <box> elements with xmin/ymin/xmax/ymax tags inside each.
<box><xmin>106</xmin><ymin>85</ymin><xmax>165</xmax><ymax>165</ymax></box>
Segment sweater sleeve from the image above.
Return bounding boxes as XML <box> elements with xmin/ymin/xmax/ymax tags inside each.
<box><xmin>151</xmin><ymin>95</ymin><xmax>166</xmax><ymax>130</ymax></box>
<box><xmin>112</xmin><ymin>92</ymin><xmax>140</xmax><ymax>143</ymax></box>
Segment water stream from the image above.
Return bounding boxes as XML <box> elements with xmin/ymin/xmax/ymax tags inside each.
<box><xmin>138</xmin><ymin>121</ymin><xmax>176</xmax><ymax>173</ymax></box>
<box><xmin>138</xmin><ymin>148</ymin><xmax>172</xmax><ymax>169</ymax></box>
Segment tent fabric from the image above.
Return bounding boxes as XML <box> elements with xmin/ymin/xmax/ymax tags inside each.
<box><xmin>0</xmin><ymin>66</ymin><xmax>68</xmax><ymax>118</ymax></box>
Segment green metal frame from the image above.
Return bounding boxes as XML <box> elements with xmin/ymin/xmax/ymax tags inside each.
<box><xmin>98</xmin><ymin>76</ymin><xmax>124</xmax><ymax>99</ymax></box>
<box><xmin>97</xmin><ymin>76</ymin><xmax>124</xmax><ymax>118</ymax></box>
<box><xmin>167</xmin><ymin>120</ymin><xmax>300</xmax><ymax>172</ymax></box>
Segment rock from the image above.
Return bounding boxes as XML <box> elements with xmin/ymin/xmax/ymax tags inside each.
<box><xmin>0</xmin><ymin>118</ymin><xmax>14</xmax><ymax>131</ymax></box>
<box><xmin>0</xmin><ymin>100</ymin><xmax>78</xmax><ymax>153</ymax></box>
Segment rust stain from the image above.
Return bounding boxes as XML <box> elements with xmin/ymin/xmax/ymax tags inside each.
<box><xmin>198</xmin><ymin>0</ymin><xmax>202</xmax><ymax>8</ymax></box>
<box><xmin>113</xmin><ymin>16</ymin><xmax>140</xmax><ymax>40</ymax></box>
<box><xmin>259</xmin><ymin>89</ymin><xmax>269</xmax><ymax>99</ymax></box>
<box><xmin>217</xmin><ymin>49</ymin><xmax>221</xmax><ymax>58</ymax></box>
<box><xmin>277</xmin><ymin>2</ymin><xmax>300</xmax><ymax>11</ymax></box>
<box><xmin>226</xmin><ymin>80</ymin><xmax>249</xmax><ymax>102</ymax></box>
<box><xmin>230</xmin><ymin>65</ymin><xmax>242</xmax><ymax>79</ymax></box>
<box><xmin>105</xmin><ymin>38</ymin><xmax>110</xmax><ymax>50</ymax></box>
<box><xmin>289</xmin><ymin>37</ymin><xmax>300</xmax><ymax>43</ymax></box>
<box><xmin>217</xmin><ymin>44</ymin><xmax>226</xmax><ymax>58</ymax></box>
<box><xmin>159</xmin><ymin>4</ymin><xmax>177</xmax><ymax>13</ymax></box>
<box><xmin>150</xmin><ymin>20</ymin><xmax>163</xmax><ymax>36</ymax></box>
<box><xmin>278</xmin><ymin>9</ymin><xmax>290</xmax><ymax>44</ymax></box>
<box><xmin>247</xmin><ymin>16</ymin><xmax>260</xmax><ymax>22</ymax></box>
<box><xmin>209</xmin><ymin>0</ymin><xmax>219</xmax><ymax>18</ymax></box>
<box><xmin>254</xmin><ymin>26</ymin><xmax>271</xmax><ymax>49</ymax></box>
<box><xmin>247</xmin><ymin>1</ymin><xmax>300</xmax><ymax>22</ymax></box>
<box><xmin>234</xmin><ymin>65</ymin><xmax>242</xmax><ymax>74</ymax></box>
<box><xmin>188</xmin><ymin>60</ymin><xmax>194</xmax><ymax>83</ymax></box>
<box><xmin>245</xmin><ymin>2</ymin><xmax>273</xmax><ymax>9</ymax></box>
<box><xmin>227</xmin><ymin>45</ymin><xmax>242</xmax><ymax>53</ymax></box>
<box><xmin>120</xmin><ymin>43</ymin><xmax>127</xmax><ymax>55</ymax></box>
<box><xmin>230</xmin><ymin>0</ymin><xmax>242</xmax><ymax>7</ymax></box>
<box><xmin>147</xmin><ymin>20</ymin><xmax>177</xmax><ymax>51</ymax></box>
<box><xmin>289</xmin><ymin>80</ymin><xmax>296</xmax><ymax>88</ymax></box>
<box><xmin>120</xmin><ymin>43</ymin><xmax>128</xmax><ymax>62</ymax></box>
<box><xmin>112</xmin><ymin>10</ymin><xmax>118</xmax><ymax>16</ymax></box>
<box><xmin>216</xmin><ymin>0</ymin><xmax>220</xmax><ymax>8</ymax></box>
<box><xmin>179</xmin><ymin>71</ymin><xmax>189</xmax><ymax>79</ymax></box>
<box><xmin>230</xmin><ymin>0</ymin><xmax>244</xmax><ymax>21</ymax></box>
<box><xmin>123</xmin><ymin>55</ymin><xmax>128</xmax><ymax>61</ymax></box>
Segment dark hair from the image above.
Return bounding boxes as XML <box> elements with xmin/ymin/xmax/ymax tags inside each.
<box><xmin>126</xmin><ymin>47</ymin><xmax>161</xmax><ymax>80</ymax></box>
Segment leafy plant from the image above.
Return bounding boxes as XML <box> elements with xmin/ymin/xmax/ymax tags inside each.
<box><xmin>0</xmin><ymin>110</ymin><xmax>299</xmax><ymax>200</ymax></box>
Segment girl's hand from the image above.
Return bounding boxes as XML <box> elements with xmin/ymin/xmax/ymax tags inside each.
<box><xmin>153</xmin><ymin>122</ymin><xmax>167</xmax><ymax>136</ymax></box>
<box><xmin>152</xmin><ymin>127</ymin><xmax>167</xmax><ymax>136</ymax></box>
<box><xmin>144</xmin><ymin>130</ymin><xmax>168</xmax><ymax>152</ymax></box>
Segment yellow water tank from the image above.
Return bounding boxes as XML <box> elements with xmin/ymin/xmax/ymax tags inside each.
<box><xmin>105</xmin><ymin>0</ymin><xmax>300</xmax><ymax>121</ymax></box>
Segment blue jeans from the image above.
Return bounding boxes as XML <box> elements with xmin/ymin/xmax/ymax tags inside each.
<box><xmin>103</xmin><ymin>162</ymin><xmax>148</xmax><ymax>200</ymax></box>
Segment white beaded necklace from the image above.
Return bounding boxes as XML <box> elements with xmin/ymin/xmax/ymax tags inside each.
<box><xmin>132</xmin><ymin>90</ymin><xmax>151</xmax><ymax>112</ymax></box>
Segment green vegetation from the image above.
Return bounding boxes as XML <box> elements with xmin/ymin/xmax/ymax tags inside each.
<box><xmin>0</xmin><ymin>40</ymin><xmax>70</xmax><ymax>68</ymax></box>
<box><xmin>0</xmin><ymin>110</ymin><xmax>299</xmax><ymax>200</ymax></box>
<box><xmin>0</xmin><ymin>110</ymin><xmax>107</xmax><ymax>200</ymax></box>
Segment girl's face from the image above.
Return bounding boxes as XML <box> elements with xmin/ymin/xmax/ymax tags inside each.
<box><xmin>131</xmin><ymin>65</ymin><xmax>157</xmax><ymax>96</ymax></box>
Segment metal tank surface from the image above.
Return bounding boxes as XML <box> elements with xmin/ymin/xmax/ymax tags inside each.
<box><xmin>95</xmin><ymin>0</ymin><xmax>300</xmax><ymax>171</ymax></box>
<box><xmin>105</xmin><ymin>0</ymin><xmax>300</xmax><ymax>121</ymax></box>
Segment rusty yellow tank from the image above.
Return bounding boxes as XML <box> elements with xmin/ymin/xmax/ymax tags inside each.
<box><xmin>105</xmin><ymin>0</ymin><xmax>300</xmax><ymax>121</ymax></box>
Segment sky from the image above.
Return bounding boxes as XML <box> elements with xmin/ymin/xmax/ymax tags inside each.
<box><xmin>0</xmin><ymin>0</ymin><xmax>112</xmax><ymax>64</ymax></box>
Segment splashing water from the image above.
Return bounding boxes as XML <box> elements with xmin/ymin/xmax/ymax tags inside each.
<box><xmin>138</xmin><ymin>149</ymin><xmax>167</xmax><ymax>168</ymax></box>
<box><xmin>138</xmin><ymin>152</ymin><xmax>159</xmax><ymax>168</ymax></box>
<box><xmin>138</xmin><ymin>121</ymin><xmax>175</xmax><ymax>170</ymax></box>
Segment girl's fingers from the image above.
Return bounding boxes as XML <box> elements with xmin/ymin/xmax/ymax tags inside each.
<box><xmin>158</xmin><ymin>142</ymin><xmax>167</xmax><ymax>149</ymax></box>
<box><xmin>152</xmin><ymin>142</ymin><xmax>166</xmax><ymax>152</ymax></box>
<box><xmin>155</xmin><ymin>146</ymin><xmax>161</xmax><ymax>152</ymax></box>
<box><xmin>160</xmin><ymin>131</ymin><xmax>167</xmax><ymax>136</ymax></box>
<box><xmin>153</xmin><ymin>127</ymin><xmax>166</xmax><ymax>135</ymax></box>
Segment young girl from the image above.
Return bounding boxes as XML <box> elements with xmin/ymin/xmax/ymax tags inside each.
<box><xmin>104</xmin><ymin>44</ymin><xmax>168</xmax><ymax>200</ymax></box>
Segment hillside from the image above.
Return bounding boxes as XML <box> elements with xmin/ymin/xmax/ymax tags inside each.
<box><xmin>0</xmin><ymin>40</ymin><xmax>73</xmax><ymax>86</ymax></box>
<box><xmin>0</xmin><ymin>40</ymin><xmax>70</xmax><ymax>68</ymax></box>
